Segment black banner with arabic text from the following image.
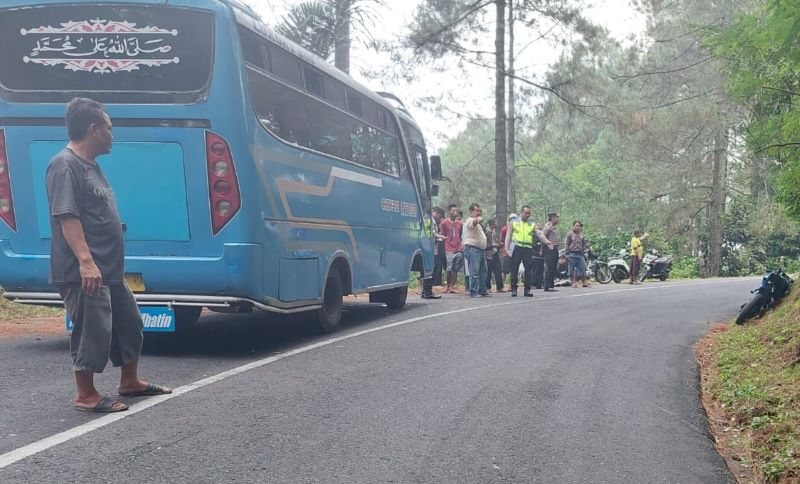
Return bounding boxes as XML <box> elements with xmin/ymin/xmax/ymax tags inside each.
<box><xmin>0</xmin><ymin>5</ymin><xmax>214</xmax><ymax>103</ymax></box>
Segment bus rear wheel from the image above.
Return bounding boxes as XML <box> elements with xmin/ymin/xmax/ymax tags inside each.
<box><xmin>317</xmin><ymin>271</ymin><xmax>343</xmax><ymax>333</ymax></box>
<box><xmin>174</xmin><ymin>306</ymin><xmax>202</xmax><ymax>335</ymax></box>
<box><xmin>369</xmin><ymin>286</ymin><xmax>408</xmax><ymax>310</ymax></box>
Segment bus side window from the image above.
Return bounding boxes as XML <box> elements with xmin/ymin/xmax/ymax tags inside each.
<box><xmin>269</xmin><ymin>46</ymin><xmax>303</xmax><ymax>87</ymax></box>
<box><xmin>249</xmin><ymin>70</ymin><xmax>402</xmax><ymax>176</ymax></box>
<box><xmin>239</xmin><ymin>27</ymin><xmax>267</xmax><ymax>70</ymax></box>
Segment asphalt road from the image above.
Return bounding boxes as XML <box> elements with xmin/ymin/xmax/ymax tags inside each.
<box><xmin>0</xmin><ymin>278</ymin><xmax>754</xmax><ymax>483</ymax></box>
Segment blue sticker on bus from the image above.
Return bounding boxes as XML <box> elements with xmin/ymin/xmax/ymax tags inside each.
<box><xmin>66</xmin><ymin>306</ymin><xmax>176</xmax><ymax>333</ymax></box>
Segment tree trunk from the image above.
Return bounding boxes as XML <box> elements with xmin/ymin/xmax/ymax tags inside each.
<box><xmin>706</xmin><ymin>128</ymin><xmax>727</xmax><ymax>277</ymax></box>
<box><xmin>335</xmin><ymin>0</ymin><xmax>351</xmax><ymax>74</ymax></box>
<box><xmin>506</xmin><ymin>0</ymin><xmax>517</xmax><ymax>214</ymax></box>
<box><xmin>494</xmin><ymin>0</ymin><xmax>508</xmax><ymax>222</ymax></box>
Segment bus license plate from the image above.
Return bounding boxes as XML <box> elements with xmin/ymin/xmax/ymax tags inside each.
<box><xmin>66</xmin><ymin>306</ymin><xmax>175</xmax><ymax>333</ymax></box>
<box><xmin>125</xmin><ymin>273</ymin><xmax>146</xmax><ymax>292</ymax></box>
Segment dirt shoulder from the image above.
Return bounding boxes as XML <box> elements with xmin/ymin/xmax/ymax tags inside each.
<box><xmin>696</xmin><ymin>287</ymin><xmax>800</xmax><ymax>483</ymax></box>
<box><xmin>0</xmin><ymin>294</ymin><xmax>65</xmax><ymax>339</ymax></box>
<box><xmin>0</xmin><ymin>316</ymin><xmax>66</xmax><ymax>339</ymax></box>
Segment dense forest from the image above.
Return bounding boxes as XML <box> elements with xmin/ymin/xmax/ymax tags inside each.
<box><xmin>274</xmin><ymin>0</ymin><xmax>800</xmax><ymax>277</ymax></box>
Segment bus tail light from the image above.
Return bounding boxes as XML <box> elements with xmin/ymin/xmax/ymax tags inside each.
<box><xmin>206</xmin><ymin>131</ymin><xmax>240</xmax><ymax>235</ymax></box>
<box><xmin>0</xmin><ymin>130</ymin><xmax>17</xmax><ymax>231</ymax></box>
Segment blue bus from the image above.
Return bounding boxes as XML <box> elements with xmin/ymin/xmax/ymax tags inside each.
<box><xmin>0</xmin><ymin>0</ymin><xmax>443</xmax><ymax>333</ymax></box>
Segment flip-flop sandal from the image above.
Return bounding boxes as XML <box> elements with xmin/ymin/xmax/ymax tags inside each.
<box><xmin>118</xmin><ymin>382</ymin><xmax>172</xmax><ymax>397</ymax></box>
<box><xmin>75</xmin><ymin>396</ymin><xmax>128</xmax><ymax>413</ymax></box>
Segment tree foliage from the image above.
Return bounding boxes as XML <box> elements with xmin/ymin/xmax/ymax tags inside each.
<box><xmin>275</xmin><ymin>0</ymin><xmax>383</xmax><ymax>73</ymax></box>
<box><xmin>708</xmin><ymin>0</ymin><xmax>800</xmax><ymax>221</ymax></box>
<box><xmin>431</xmin><ymin>0</ymin><xmax>800</xmax><ymax>275</ymax></box>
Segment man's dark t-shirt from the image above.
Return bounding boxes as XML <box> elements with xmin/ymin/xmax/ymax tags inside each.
<box><xmin>46</xmin><ymin>148</ymin><xmax>124</xmax><ymax>286</ymax></box>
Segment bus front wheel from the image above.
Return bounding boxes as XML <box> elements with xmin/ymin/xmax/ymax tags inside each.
<box><xmin>317</xmin><ymin>271</ymin><xmax>343</xmax><ymax>333</ymax></box>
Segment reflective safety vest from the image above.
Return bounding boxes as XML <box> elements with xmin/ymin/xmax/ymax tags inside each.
<box><xmin>511</xmin><ymin>220</ymin><xmax>535</xmax><ymax>248</ymax></box>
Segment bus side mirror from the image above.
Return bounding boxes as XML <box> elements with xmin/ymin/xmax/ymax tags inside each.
<box><xmin>430</xmin><ymin>155</ymin><xmax>443</xmax><ymax>181</ymax></box>
<box><xmin>431</xmin><ymin>184</ymin><xmax>439</xmax><ymax>197</ymax></box>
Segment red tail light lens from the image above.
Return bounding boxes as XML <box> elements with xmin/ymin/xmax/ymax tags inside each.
<box><xmin>206</xmin><ymin>131</ymin><xmax>240</xmax><ymax>235</ymax></box>
<box><xmin>0</xmin><ymin>130</ymin><xmax>17</xmax><ymax>231</ymax></box>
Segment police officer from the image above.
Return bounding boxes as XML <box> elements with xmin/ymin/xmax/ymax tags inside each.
<box><xmin>540</xmin><ymin>212</ymin><xmax>560</xmax><ymax>292</ymax></box>
<box><xmin>503</xmin><ymin>205</ymin><xmax>536</xmax><ymax>297</ymax></box>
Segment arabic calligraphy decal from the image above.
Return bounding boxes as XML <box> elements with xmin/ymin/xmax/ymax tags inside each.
<box><xmin>20</xmin><ymin>19</ymin><xmax>180</xmax><ymax>74</ymax></box>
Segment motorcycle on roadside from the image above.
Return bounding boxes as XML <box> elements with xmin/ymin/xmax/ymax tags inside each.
<box><xmin>637</xmin><ymin>249</ymin><xmax>674</xmax><ymax>282</ymax></box>
<box><xmin>608</xmin><ymin>248</ymin><xmax>631</xmax><ymax>283</ymax></box>
<box><xmin>586</xmin><ymin>248</ymin><xmax>613</xmax><ymax>284</ymax></box>
<box><xmin>735</xmin><ymin>269</ymin><xmax>794</xmax><ymax>325</ymax></box>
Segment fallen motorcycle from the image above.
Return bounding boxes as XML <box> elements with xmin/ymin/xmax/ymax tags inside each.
<box><xmin>735</xmin><ymin>269</ymin><xmax>793</xmax><ymax>325</ymax></box>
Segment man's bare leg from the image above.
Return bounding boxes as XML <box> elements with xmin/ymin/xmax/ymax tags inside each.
<box><xmin>74</xmin><ymin>371</ymin><xmax>126</xmax><ymax>410</ymax></box>
<box><xmin>118</xmin><ymin>359</ymin><xmax>172</xmax><ymax>394</ymax></box>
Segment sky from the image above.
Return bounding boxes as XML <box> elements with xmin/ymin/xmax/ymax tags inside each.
<box><xmin>244</xmin><ymin>0</ymin><xmax>647</xmax><ymax>151</ymax></box>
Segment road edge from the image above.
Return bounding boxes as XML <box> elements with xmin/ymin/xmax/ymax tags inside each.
<box><xmin>696</xmin><ymin>324</ymin><xmax>761</xmax><ymax>484</ymax></box>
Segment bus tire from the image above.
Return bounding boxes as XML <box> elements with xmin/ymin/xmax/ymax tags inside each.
<box><xmin>317</xmin><ymin>271</ymin><xmax>343</xmax><ymax>333</ymax></box>
<box><xmin>370</xmin><ymin>286</ymin><xmax>408</xmax><ymax>309</ymax></box>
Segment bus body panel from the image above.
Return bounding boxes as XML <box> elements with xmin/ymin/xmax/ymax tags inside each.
<box><xmin>0</xmin><ymin>0</ymin><xmax>434</xmax><ymax>312</ymax></box>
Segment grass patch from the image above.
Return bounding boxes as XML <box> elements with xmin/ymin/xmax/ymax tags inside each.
<box><xmin>704</xmin><ymin>284</ymin><xmax>800</xmax><ymax>482</ymax></box>
<box><xmin>0</xmin><ymin>290</ymin><xmax>63</xmax><ymax>321</ymax></box>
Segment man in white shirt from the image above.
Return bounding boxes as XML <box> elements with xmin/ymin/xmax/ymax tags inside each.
<box><xmin>463</xmin><ymin>203</ymin><xmax>488</xmax><ymax>297</ymax></box>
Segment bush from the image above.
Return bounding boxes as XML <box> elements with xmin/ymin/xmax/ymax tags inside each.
<box><xmin>670</xmin><ymin>257</ymin><xmax>701</xmax><ymax>279</ymax></box>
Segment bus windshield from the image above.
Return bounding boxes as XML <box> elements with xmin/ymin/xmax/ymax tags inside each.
<box><xmin>0</xmin><ymin>4</ymin><xmax>214</xmax><ymax>104</ymax></box>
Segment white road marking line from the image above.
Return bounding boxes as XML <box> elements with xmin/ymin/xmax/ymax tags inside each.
<box><xmin>0</xmin><ymin>278</ymin><xmax>751</xmax><ymax>470</ymax></box>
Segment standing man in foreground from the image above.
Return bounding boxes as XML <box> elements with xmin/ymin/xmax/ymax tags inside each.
<box><xmin>540</xmin><ymin>212</ymin><xmax>560</xmax><ymax>292</ymax></box>
<box><xmin>46</xmin><ymin>98</ymin><xmax>171</xmax><ymax>413</ymax></box>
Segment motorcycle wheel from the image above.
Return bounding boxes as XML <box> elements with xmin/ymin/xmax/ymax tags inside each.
<box><xmin>659</xmin><ymin>274</ymin><xmax>668</xmax><ymax>281</ymax></box>
<box><xmin>638</xmin><ymin>268</ymin><xmax>648</xmax><ymax>283</ymax></box>
<box><xmin>595</xmin><ymin>265</ymin><xmax>613</xmax><ymax>284</ymax></box>
<box><xmin>735</xmin><ymin>294</ymin><xmax>765</xmax><ymax>325</ymax></box>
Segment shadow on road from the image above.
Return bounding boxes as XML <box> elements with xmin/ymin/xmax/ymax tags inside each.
<box><xmin>141</xmin><ymin>301</ymin><xmax>400</xmax><ymax>358</ymax></box>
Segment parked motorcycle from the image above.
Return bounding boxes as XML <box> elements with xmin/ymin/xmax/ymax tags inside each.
<box><xmin>736</xmin><ymin>269</ymin><xmax>794</xmax><ymax>325</ymax></box>
<box><xmin>586</xmin><ymin>249</ymin><xmax>613</xmax><ymax>284</ymax></box>
<box><xmin>608</xmin><ymin>248</ymin><xmax>630</xmax><ymax>283</ymax></box>
<box><xmin>637</xmin><ymin>249</ymin><xmax>673</xmax><ymax>282</ymax></box>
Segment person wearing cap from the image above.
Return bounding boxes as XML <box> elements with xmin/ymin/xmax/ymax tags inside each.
<box><xmin>504</xmin><ymin>205</ymin><xmax>536</xmax><ymax>297</ymax></box>
<box><xmin>530</xmin><ymin>221</ymin><xmax>545</xmax><ymax>290</ymax></box>
<box><xmin>539</xmin><ymin>212</ymin><xmax>560</xmax><ymax>292</ymax></box>
<box><xmin>484</xmin><ymin>217</ymin><xmax>504</xmax><ymax>292</ymax></box>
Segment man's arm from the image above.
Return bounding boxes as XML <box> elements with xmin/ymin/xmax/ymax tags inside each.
<box><xmin>59</xmin><ymin>216</ymin><xmax>102</xmax><ymax>295</ymax></box>
<box><xmin>504</xmin><ymin>225</ymin><xmax>513</xmax><ymax>253</ymax></box>
<box><xmin>535</xmin><ymin>228</ymin><xmax>547</xmax><ymax>243</ymax></box>
<box><xmin>535</xmin><ymin>228</ymin><xmax>553</xmax><ymax>249</ymax></box>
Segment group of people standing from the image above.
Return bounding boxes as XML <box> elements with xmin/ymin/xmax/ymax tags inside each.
<box><xmin>426</xmin><ymin>203</ymin><xmax>591</xmax><ymax>298</ymax></box>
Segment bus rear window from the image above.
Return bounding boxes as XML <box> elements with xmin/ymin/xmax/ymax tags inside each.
<box><xmin>0</xmin><ymin>5</ymin><xmax>214</xmax><ymax>103</ymax></box>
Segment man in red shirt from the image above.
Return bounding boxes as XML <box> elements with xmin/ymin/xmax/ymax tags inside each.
<box><xmin>440</xmin><ymin>204</ymin><xmax>464</xmax><ymax>293</ymax></box>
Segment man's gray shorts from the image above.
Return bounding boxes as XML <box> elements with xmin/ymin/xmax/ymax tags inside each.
<box><xmin>59</xmin><ymin>282</ymin><xmax>143</xmax><ymax>373</ymax></box>
<box><xmin>446</xmin><ymin>251</ymin><xmax>464</xmax><ymax>272</ymax></box>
